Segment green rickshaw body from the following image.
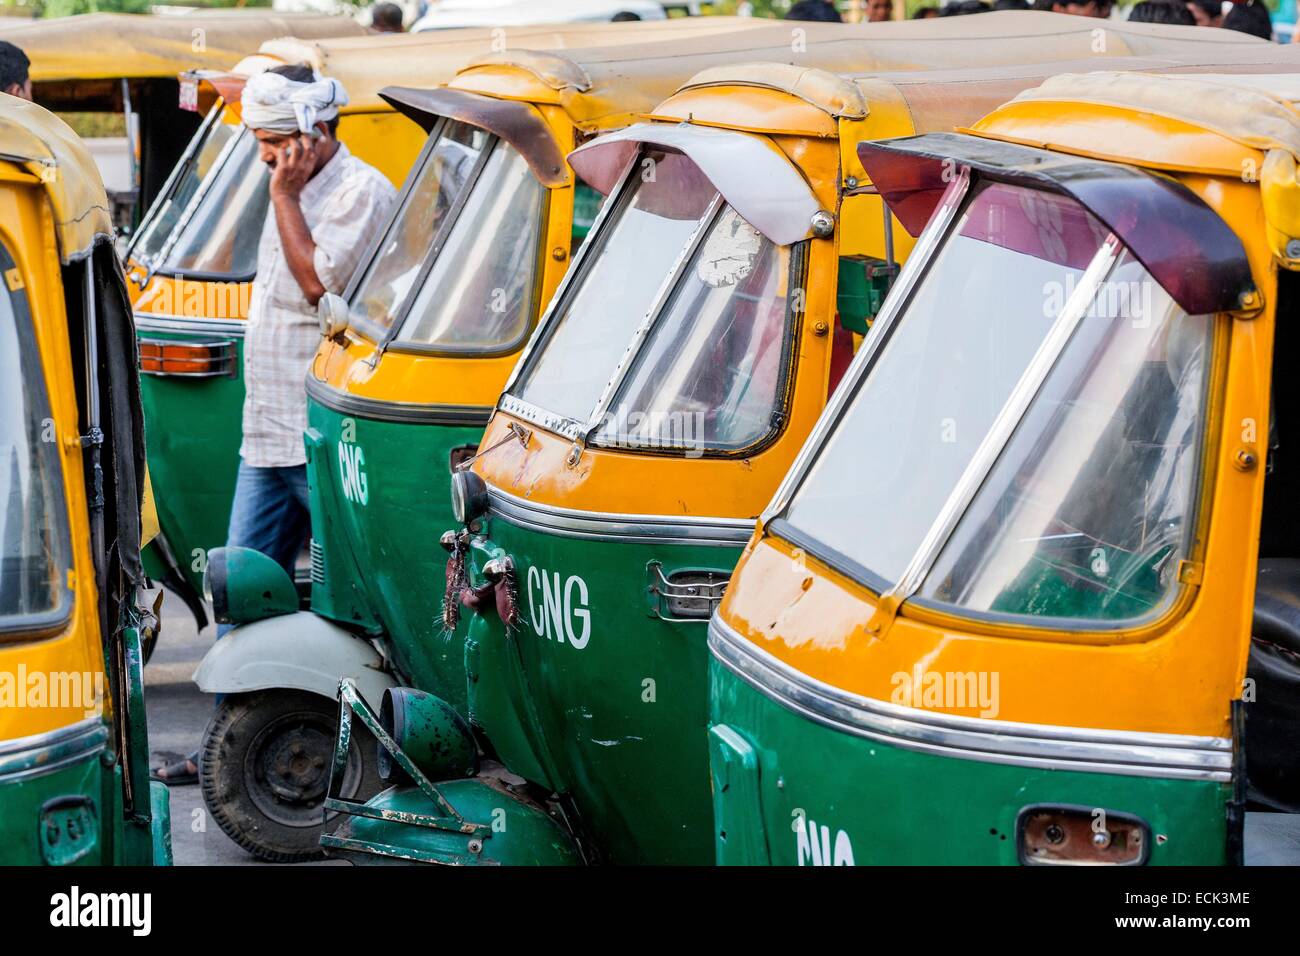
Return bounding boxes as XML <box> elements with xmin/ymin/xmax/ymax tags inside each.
<box><xmin>304</xmin><ymin>391</ymin><xmax>486</xmax><ymax>708</ymax></box>
<box><xmin>463</xmin><ymin>512</ymin><xmax>744</xmax><ymax>864</ymax></box>
<box><xmin>707</xmin><ymin>652</ymin><xmax>1230</xmax><ymax>866</ymax></box>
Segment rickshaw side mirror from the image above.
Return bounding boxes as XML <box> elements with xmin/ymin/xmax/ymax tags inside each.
<box><xmin>318</xmin><ymin>292</ymin><xmax>350</xmax><ymax>339</ymax></box>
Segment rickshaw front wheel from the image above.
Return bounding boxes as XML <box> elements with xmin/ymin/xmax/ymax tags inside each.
<box><xmin>200</xmin><ymin>689</ymin><xmax>383</xmax><ymax>863</ymax></box>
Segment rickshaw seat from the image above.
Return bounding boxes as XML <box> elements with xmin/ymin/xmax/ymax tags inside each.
<box><xmin>1252</xmin><ymin>559</ymin><xmax>1300</xmax><ymax>657</ymax></box>
<box><xmin>1246</xmin><ymin>558</ymin><xmax>1300</xmax><ymax>812</ymax></box>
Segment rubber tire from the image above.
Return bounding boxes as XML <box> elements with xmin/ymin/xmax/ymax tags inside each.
<box><xmin>200</xmin><ymin>689</ymin><xmax>382</xmax><ymax>863</ymax></box>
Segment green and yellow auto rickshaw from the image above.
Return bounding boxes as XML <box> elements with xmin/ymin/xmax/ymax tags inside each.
<box><xmin>707</xmin><ymin>67</ymin><xmax>1300</xmax><ymax>866</ymax></box>
<box><xmin>0</xmin><ymin>93</ymin><xmax>169</xmax><ymax>865</ymax></box>
<box><xmin>2</xmin><ymin>10</ymin><xmax>365</xmax><ymax>231</ymax></box>
<box><xmin>124</xmin><ymin>17</ymin><xmax>762</xmax><ymax>635</ymax></box>
<box><xmin>313</xmin><ymin>13</ymin><xmax>1285</xmax><ymax>866</ymax></box>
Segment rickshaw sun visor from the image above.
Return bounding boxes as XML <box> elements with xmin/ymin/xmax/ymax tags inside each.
<box><xmin>569</xmin><ymin>123</ymin><xmax>820</xmax><ymax>247</ymax></box>
<box><xmin>380</xmin><ymin>86</ymin><xmax>568</xmax><ymax>187</ymax></box>
<box><xmin>857</xmin><ymin>132</ymin><xmax>1255</xmax><ymax>317</ymax></box>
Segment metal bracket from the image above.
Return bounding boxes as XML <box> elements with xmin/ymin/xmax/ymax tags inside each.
<box><xmin>323</xmin><ymin>679</ymin><xmax>491</xmax><ymax>844</ymax></box>
<box><xmin>646</xmin><ymin>561</ymin><xmax>729</xmax><ymax>622</ymax></box>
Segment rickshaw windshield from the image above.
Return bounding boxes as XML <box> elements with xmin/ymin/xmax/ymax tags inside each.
<box><xmin>130</xmin><ymin>107</ymin><xmax>236</xmax><ymax>267</ymax></box>
<box><xmin>0</xmin><ymin>242</ymin><xmax>70</xmax><ymax>638</ymax></box>
<box><xmin>779</xmin><ymin>181</ymin><xmax>1212</xmax><ymax>627</ymax></box>
<box><xmin>155</xmin><ymin>127</ymin><xmax>269</xmax><ymax>280</ymax></box>
<box><xmin>348</xmin><ymin>120</ymin><xmax>490</xmax><ymax>335</ymax></box>
<box><xmin>391</xmin><ymin>139</ymin><xmax>544</xmax><ymax>352</ymax></box>
<box><xmin>591</xmin><ymin>206</ymin><xmax>793</xmax><ymax>454</ymax></box>
<box><xmin>511</xmin><ymin>150</ymin><xmax>718</xmax><ymax>424</ymax></box>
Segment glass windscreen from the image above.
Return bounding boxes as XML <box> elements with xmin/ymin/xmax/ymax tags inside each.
<box><xmin>0</xmin><ymin>245</ymin><xmax>70</xmax><ymax>635</ymax></box>
<box><xmin>592</xmin><ymin>207</ymin><xmax>792</xmax><ymax>453</ymax></box>
<box><xmin>394</xmin><ymin>141</ymin><xmax>544</xmax><ymax>351</ymax></box>
<box><xmin>780</xmin><ymin>181</ymin><xmax>1212</xmax><ymax>627</ymax></box>
<box><xmin>158</xmin><ymin>128</ymin><xmax>270</xmax><ymax>279</ymax></box>
<box><xmin>348</xmin><ymin>120</ymin><xmax>489</xmax><ymax>333</ymax></box>
<box><xmin>511</xmin><ymin>150</ymin><xmax>718</xmax><ymax>425</ymax></box>
<box><xmin>782</xmin><ymin>183</ymin><xmax>1108</xmax><ymax>590</ymax></box>
<box><xmin>918</xmin><ymin>253</ymin><xmax>1209</xmax><ymax>623</ymax></box>
<box><xmin>131</xmin><ymin>109</ymin><xmax>237</xmax><ymax>265</ymax></box>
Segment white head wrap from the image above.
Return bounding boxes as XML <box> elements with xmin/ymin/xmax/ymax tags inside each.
<box><xmin>241</xmin><ymin>70</ymin><xmax>349</xmax><ymax>135</ymax></box>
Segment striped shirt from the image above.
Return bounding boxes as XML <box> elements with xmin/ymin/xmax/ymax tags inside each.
<box><xmin>240</xmin><ymin>143</ymin><xmax>395</xmax><ymax>467</ymax></box>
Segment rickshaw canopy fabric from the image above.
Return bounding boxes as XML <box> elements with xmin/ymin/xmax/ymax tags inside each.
<box><xmin>0</xmin><ymin>11</ymin><xmax>367</xmax><ymax>85</ymax></box>
<box><xmin>0</xmin><ymin>94</ymin><xmax>111</xmax><ymax>263</ymax></box>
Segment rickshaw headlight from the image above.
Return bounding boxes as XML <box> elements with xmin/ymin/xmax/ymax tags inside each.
<box><xmin>376</xmin><ymin>686</ymin><xmax>478</xmax><ymax>784</ymax></box>
<box><xmin>450</xmin><ymin>470</ymin><xmax>489</xmax><ymax>526</ymax></box>
<box><xmin>205</xmin><ymin>546</ymin><xmax>298</xmax><ymax>626</ymax></box>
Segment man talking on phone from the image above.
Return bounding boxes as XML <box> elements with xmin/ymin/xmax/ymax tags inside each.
<box><xmin>231</xmin><ymin>64</ymin><xmax>394</xmax><ymax>577</ymax></box>
<box><xmin>152</xmin><ymin>65</ymin><xmax>394</xmax><ymax>786</ymax></box>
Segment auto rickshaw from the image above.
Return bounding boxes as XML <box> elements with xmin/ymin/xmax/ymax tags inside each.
<box><xmin>125</xmin><ymin>17</ymin><xmax>764</xmax><ymax>635</ymax></box>
<box><xmin>193</xmin><ymin>17</ymin><xmax>885</xmax><ymax>864</ymax></box>
<box><xmin>706</xmin><ymin>68</ymin><xmax>1300</xmax><ymax>866</ymax></box>
<box><xmin>1</xmin><ymin>11</ymin><xmax>365</xmax><ymax>230</ymax></box>
<box><xmin>0</xmin><ymin>93</ymin><xmax>169</xmax><ymax>865</ymax></box>
<box><xmin>315</xmin><ymin>13</ymin><xmax>1287</xmax><ymax>866</ymax></box>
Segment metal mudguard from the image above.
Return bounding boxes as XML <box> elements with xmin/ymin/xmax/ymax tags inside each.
<box><xmin>193</xmin><ymin>611</ymin><xmax>396</xmax><ymax>704</ymax></box>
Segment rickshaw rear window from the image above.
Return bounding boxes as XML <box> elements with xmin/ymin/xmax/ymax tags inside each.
<box><xmin>780</xmin><ymin>180</ymin><xmax>1212</xmax><ymax>629</ymax></box>
<box><xmin>512</xmin><ymin>150</ymin><xmax>719</xmax><ymax>425</ymax></box>
<box><xmin>0</xmin><ymin>244</ymin><xmax>71</xmax><ymax>637</ymax></box>
<box><xmin>349</xmin><ymin>121</ymin><xmax>489</xmax><ymax>334</ymax></box>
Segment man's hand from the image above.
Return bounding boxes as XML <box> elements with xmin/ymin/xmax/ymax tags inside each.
<box><xmin>270</xmin><ymin>134</ymin><xmax>320</xmax><ymax>200</ymax></box>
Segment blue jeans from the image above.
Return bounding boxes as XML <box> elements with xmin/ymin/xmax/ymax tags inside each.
<box><xmin>219</xmin><ymin>461</ymin><xmax>310</xmax><ymax>638</ymax></box>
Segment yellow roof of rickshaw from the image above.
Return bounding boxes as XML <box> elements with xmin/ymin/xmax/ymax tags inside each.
<box><xmin>0</xmin><ymin>93</ymin><xmax>111</xmax><ymax>263</ymax></box>
<box><xmin>0</xmin><ymin>11</ymin><xmax>366</xmax><ymax>83</ymax></box>
<box><xmin>985</xmin><ymin>70</ymin><xmax>1300</xmax><ymax>160</ymax></box>
<box><xmin>449</xmin><ymin>12</ymin><xmax>1241</xmax><ymax>133</ymax></box>
<box><xmin>251</xmin><ymin>15</ymin><xmax>765</xmax><ymax>113</ymax></box>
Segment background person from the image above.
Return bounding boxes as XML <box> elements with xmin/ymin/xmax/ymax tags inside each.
<box><xmin>0</xmin><ymin>41</ymin><xmax>31</xmax><ymax>100</ymax></box>
<box><xmin>1223</xmin><ymin>0</ymin><xmax>1272</xmax><ymax>37</ymax></box>
<box><xmin>1129</xmin><ymin>0</ymin><xmax>1196</xmax><ymax>23</ymax></box>
<box><xmin>786</xmin><ymin>0</ymin><xmax>843</xmax><ymax>19</ymax></box>
<box><xmin>1185</xmin><ymin>0</ymin><xmax>1225</xmax><ymax>26</ymax></box>
<box><xmin>370</xmin><ymin>2</ymin><xmax>405</xmax><ymax>32</ymax></box>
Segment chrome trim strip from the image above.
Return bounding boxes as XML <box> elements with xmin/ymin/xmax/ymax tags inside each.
<box><xmin>708</xmin><ymin>614</ymin><xmax>1232</xmax><ymax>782</ymax></box>
<box><xmin>486</xmin><ymin>484</ymin><xmax>753</xmax><ymax>546</ymax></box>
<box><xmin>0</xmin><ymin>718</ymin><xmax>109</xmax><ymax>782</ymax></box>
<box><xmin>305</xmin><ymin>375</ymin><xmax>492</xmax><ymax>427</ymax></box>
<box><xmin>133</xmin><ymin>313</ymin><xmax>246</xmax><ymax>337</ymax></box>
<box><xmin>498</xmin><ymin>394</ymin><xmax>582</xmax><ymax>442</ymax></box>
<box><xmin>761</xmin><ymin>170</ymin><xmax>971</xmax><ymax>526</ymax></box>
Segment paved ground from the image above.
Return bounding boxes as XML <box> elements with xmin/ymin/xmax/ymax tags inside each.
<box><xmin>142</xmin><ymin>587</ymin><xmax>339</xmax><ymax>866</ymax></box>
<box><xmin>143</xmin><ymin>587</ymin><xmax>1300</xmax><ymax>867</ymax></box>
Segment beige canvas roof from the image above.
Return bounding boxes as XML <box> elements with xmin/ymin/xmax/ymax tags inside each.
<box><xmin>0</xmin><ymin>11</ymin><xmax>366</xmax><ymax>83</ymax></box>
<box><xmin>454</xmin><ymin>11</ymin><xmax>1256</xmax><ymax>133</ymax></box>
<box><xmin>1001</xmin><ymin>71</ymin><xmax>1300</xmax><ymax>159</ymax></box>
<box><xmin>0</xmin><ymin>93</ymin><xmax>111</xmax><ymax>262</ymax></box>
<box><xmin>671</xmin><ymin>11</ymin><xmax>1275</xmax><ymax>122</ymax></box>
<box><xmin>254</xmin><ymin>15</ymin><xmax>763</xmax><ymax>113</ymax></box>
